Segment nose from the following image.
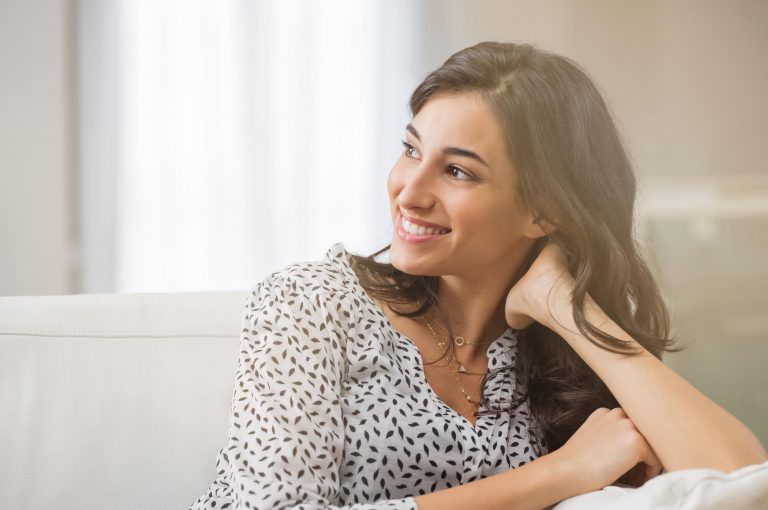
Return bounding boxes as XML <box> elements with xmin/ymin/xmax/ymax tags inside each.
<box><xmin>393</xmin><ymin>158</ymin><xmax>439</xmax><ymax>211</ymax></box>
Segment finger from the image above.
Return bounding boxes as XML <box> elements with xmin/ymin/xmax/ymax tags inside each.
<box><xmin>642</xmin><ymin>447</ymin><xmax>664</xmax><ymax>481</ymax></box>
<box><xmin>621</xmin><ymin>417</ymin><xmax>663</xmax><ymax>483</ymax></box>
<box><xmin>609</xmin><ymin>407</ymin><xmax>627</xmax><ymax>418</ymax></box>
<box><xmin>578</xmin><ymin>407</ymin><xmax>609</xmax><ymax>430</ymax></box>
<box><xmin>633</xmin><ymin>433</ymin><xmax>663</xmax><ymax>482</ymax></box>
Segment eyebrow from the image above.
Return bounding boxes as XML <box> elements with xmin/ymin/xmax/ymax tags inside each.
<box><xmin>406</xmin><ymin>123</ymin><xmax>490</xmax><ymax>169</ymax></box>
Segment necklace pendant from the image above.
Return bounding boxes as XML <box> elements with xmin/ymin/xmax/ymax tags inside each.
<box><xmin>454</xmin><ymin>336</ymin><xmax>466</xmax><ymax>346</ymax></box>
<box><xmin>457</xmin><ymin>363</ymin><xmax>468</xmax><ymax>374</ymax></box>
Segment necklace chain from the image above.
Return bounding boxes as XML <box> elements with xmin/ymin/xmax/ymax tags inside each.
<box><xmin>423</xmin><ymin>318</ymin><xmax>490</xmax><ymax>406</ymax></box>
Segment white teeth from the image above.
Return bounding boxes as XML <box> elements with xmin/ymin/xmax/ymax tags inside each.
<box><xmin>402</xmin><ymin>218</ymin><xmax>449</xmax><ymax>236</ymax></box>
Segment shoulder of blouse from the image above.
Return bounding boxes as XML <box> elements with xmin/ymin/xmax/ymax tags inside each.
<box><xmin>242</xmin><ymin>244</ymin><xmax>363</xmax><ymax>330</ymax></box>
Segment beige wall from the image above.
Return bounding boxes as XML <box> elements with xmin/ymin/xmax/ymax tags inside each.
<box><xmin>420</xmin><ymin>0</ymin><xmax>768</xmax><ymax>178</ymax></box>
<box><xmin>0</xmin><ymin>0</ymin><xmax>75</xmax><ymax>296</ymax></box>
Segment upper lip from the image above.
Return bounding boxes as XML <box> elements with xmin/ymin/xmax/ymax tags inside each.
<box><xmin>400</xmin><ymin>210</ymin><xmax>451</xmax><ymax>230</ymax></box>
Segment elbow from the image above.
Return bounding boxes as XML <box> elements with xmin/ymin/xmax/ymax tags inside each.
<box><xmin>712</xmin><ymin>444</ymin><xmax>768</xmax><ymax>474</ymax></box>
<box><xmin>666</xmin><ymin>441</ymin><xmax>768</xmax><ymax>474</ymax></box>
<box><xmin>727</xmin><ymin>447</ymin><xmax>768</xmax><ymax>473</ymax></box>
<box><xmin>713</xmin><ymin>426</ymin><xmax>768</xmax><ymax>473</ymax></box>
<box><xmin>730</xmin><ymin>433</ymin><xmax>768</xmax><ymax>471</ymax></box>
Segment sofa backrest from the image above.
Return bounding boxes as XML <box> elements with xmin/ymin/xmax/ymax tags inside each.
<box><xmin>0</xmin><ymin>290</ymin><xmax>249</xmax><ymax>510</ymax></box>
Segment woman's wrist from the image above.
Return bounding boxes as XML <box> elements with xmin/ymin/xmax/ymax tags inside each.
<box><xmin>526</xmin><ymin>270</ymin><xmax>576</xmax><ymax>330</ymax></box>
<box><xmin>528</xmin><ymin>451</ymin><xmax>591</xmax><ymax>504</ymax></box>
<box><xmin>414</xmin><ymin>450</ymin><xmax>588</xmax><ymax>510</ymax></box>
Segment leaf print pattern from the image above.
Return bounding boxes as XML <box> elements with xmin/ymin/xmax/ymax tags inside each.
<box><xmin>188</xmin><ymin>243</ymin><xmax>546</xmax><ymax>509</ymax></box>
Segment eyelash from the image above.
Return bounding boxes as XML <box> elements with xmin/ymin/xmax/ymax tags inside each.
<box><xmin>400</xmin><ymin>140</ymin><xmax>473</xmax><ymax>181</ymax></box>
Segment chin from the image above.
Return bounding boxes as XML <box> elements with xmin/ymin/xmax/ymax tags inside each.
<box><xmin>390</xmin><ymin>255</ymin><xmax>441</xmax><ymax>277</ymax></box>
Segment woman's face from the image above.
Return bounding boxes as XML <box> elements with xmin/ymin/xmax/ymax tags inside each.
<box><xmin>387</xmin><ymin>91</ymin><xmax>540</xmax><ymax>280</ymax></box>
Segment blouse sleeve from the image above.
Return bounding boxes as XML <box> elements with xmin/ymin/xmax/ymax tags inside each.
<box><xmin>188</xmin><ymin>274</ymin><xmax>419</xmax><ymax>510</ymax></box>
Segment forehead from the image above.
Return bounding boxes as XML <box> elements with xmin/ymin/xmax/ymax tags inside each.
<box><xmin>411</xmin><ymin>92</ymin><xmax>509</xmax><ymax>163</ymax></box>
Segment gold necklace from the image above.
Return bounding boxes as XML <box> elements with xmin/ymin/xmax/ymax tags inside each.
<box><xmin>423</xmin><ymin>319</ymin><xmax>490</xmax><ymax>405</ymax></box>
<box><xmin>423</xmin><ymin>319</ymin><xmax>492</xmax><ymax>375</ymax></box>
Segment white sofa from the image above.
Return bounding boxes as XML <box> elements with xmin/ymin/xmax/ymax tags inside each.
<box><xmin>0</xmin><ymin>291</ymin><xmax>248</xmax><ymax>510</ymax></box>
<box><xmin>1</xmin><ymin>292</ymin><xmax>767</xmax><ymax>510</ymax></box>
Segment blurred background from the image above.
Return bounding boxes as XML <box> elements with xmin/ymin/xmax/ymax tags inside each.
<box><xmin>0</xmin><ymin>0</ymin><xmax>766</xmax><ymax>446</ymax></box>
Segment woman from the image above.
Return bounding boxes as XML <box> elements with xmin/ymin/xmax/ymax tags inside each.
<box><xmin>189</xmin><ymin>41</ymin><xmax>766</xmax><ymax>510</ymax></box>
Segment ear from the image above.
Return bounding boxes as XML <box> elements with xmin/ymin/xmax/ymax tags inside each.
<box><xmin>523</xmin><ymin>213</ymin><xmax>557</xmax><ymax>239</ymax></box>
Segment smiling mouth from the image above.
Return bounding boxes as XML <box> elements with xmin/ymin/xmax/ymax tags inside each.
<box><xmin>401</xmin><ymin>216</ymin><xmax>451</xmax><ymax>236</ymax></box>
<box><xmin>396</xmin><ymin>216</ymin><xmax>451</xmax><ymax>243</ymax></box>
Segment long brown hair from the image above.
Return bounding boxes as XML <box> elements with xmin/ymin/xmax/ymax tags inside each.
<box><xmin>348</xmin><ymin>41</ymin><xmax>680</xmax><ymax>454</ymax></box>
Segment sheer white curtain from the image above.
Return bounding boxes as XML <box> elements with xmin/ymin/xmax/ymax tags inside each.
<box><xmin>77</xmin><ymin>0</ymin><xmax>423</xmax><ymax>293</ymax></box>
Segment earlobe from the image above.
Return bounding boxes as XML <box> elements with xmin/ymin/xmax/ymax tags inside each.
<box><xmin>524</xmin><ymin>215</ymin><xmax>557</xmax><ymax>239</ymax></box>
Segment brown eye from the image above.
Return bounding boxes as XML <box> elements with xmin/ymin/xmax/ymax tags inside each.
<box><xmin>400</xmin><ymin>140</ymin><xmax>418</xmax><ymax>158</ymax></box>
<box><xmin>448</xmin><ymin>166</ymin><xmax>472</xmax><ymax>180</ymax></box>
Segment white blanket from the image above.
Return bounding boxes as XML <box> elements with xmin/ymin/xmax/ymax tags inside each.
<box><xmin>553</xmin><ymin>460</ymin><xmax>768</xmax><ymax>510</ymax></box>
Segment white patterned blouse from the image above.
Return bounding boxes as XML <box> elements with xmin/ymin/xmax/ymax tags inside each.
<box><xmin>188</xmin><ymin>242</ymin><xmax>546</xmax><ymax>509</ymax></box>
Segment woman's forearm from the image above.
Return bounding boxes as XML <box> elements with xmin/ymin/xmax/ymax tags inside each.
<box><xmin>542</xmin><ymin>281</ymin><xmax>768</xmax><ymax>473</ymax></box>
<box><xmin>413</xmin><ymin>453</ymin><xmax>578</xmax><ymax>510</ymax></box>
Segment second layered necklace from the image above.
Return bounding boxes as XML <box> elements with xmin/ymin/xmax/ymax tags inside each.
<box><xmin>423</xmin><ymin>317</ymin><xmax>494</xmax><ymax>406</ymax></box>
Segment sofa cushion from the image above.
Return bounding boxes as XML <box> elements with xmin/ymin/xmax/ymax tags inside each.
<box><xmin>0</xmin><ymin>291</ymin><xmax>249</xmax><ymax>510</ymax></box>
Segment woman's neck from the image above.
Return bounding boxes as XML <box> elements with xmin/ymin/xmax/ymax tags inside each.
<box><xmin>433</xmin><ymin>274</ymin><xmax>517</xmax><ymax>365</ymax></box>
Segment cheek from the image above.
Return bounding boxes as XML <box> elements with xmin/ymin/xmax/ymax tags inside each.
<box><xmin>459</xmin><ymin>200</ymin><xmax>522</xmax><ymax>237</ymax></box>
<box><xmin>450</xmin><ymin>202</ymin><xmax>486</xmax><ymax>230</ymax></box>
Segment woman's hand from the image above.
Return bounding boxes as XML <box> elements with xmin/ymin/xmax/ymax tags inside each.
<box><xmin>504</xmin><ymin>239</ymin><xmax>575</xmax><ymax>329</ymax></box>
<box><xmin>550</xmin><ymin>407</ymin><xmax>664</xmax><ymax>494</ymax></box>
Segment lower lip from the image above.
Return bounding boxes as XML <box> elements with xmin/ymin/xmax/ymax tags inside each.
<box><xmin>396</xmin><ymin>217</ymin><xmax>450</xmax><ymax>243</ymax></box>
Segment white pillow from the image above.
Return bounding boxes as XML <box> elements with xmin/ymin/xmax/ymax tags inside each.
<box><xmin>552</xmin><ymin>460</ymin><xmax>768</xmax><ymax>510</ymax></box>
